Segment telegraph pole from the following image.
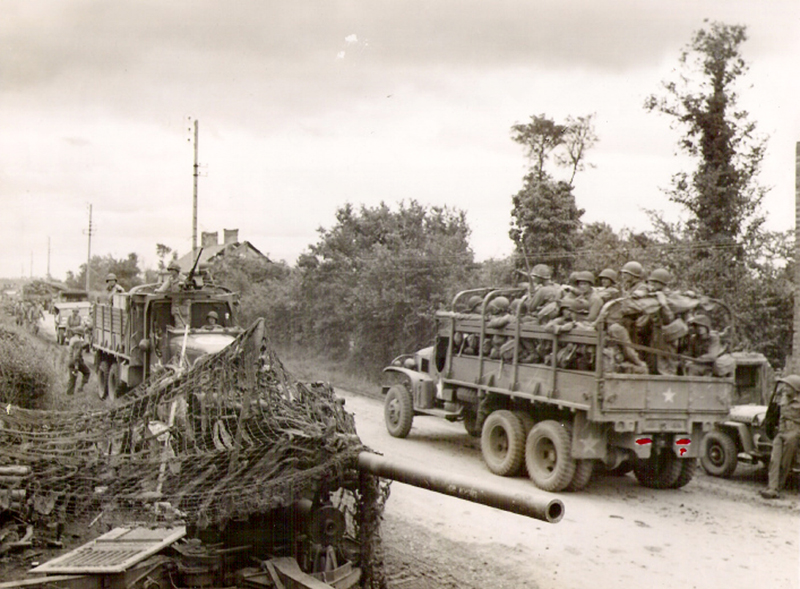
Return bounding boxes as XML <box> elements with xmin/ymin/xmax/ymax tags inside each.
<box><xmin>47</xmin><ymin>237</ymin><xmax>51</xmax><ymax>280</ymax></box>
<box><xmin>85</xmin><ymin>204</ymin><xmax>93</xmax><ymax>292</ymax></box>
<box><xmin>192</xmin><ymin>119</ymin><xmax>199</xmax><ymax>256</ymax></box>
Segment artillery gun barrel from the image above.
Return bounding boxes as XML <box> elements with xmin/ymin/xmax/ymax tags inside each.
<box><xmin>357</xmin><ymin>452</ymin><xmax>564</xmax><ymax>523</ymax></box>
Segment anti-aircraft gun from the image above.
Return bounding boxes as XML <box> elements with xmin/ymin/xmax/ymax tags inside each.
<box><xmin>5</xmin><ymin>319</ymin><xmax>563</xmax><ymax>589</ymax></box>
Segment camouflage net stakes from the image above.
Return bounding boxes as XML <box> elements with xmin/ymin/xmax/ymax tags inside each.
<box><xmin>0</xmin><ymin>318</ymin><xmax>388</xmax><ymax>587</ymax></box>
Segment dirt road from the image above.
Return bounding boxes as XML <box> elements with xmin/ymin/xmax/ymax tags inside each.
<box><xmin>339</xmin><ymin>390</ymin><xmax>800</xmax><ymax>589</ymax></box>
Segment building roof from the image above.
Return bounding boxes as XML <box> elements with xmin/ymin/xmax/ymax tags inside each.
<box><xmin>175</xmin><ymin>241</ymin><xmax>268</xmax><ymax>273</ymax></box>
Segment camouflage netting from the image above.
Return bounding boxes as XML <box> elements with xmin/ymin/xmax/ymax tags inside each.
<box><xmin>0</xmin><ymin>318</ymin><xmax>388</xmax><ymax>587</ymax></box>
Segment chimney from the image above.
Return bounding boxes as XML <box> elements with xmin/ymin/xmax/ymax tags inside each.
<box><xmin>223</xmin><ymin>229</ymin><xmax>239</xmax><ymax>245</ymax></box>
<box><xmin>201</xmin><ymin>231</ymin><xmax>218</xmax><ymax>248</ymax></box>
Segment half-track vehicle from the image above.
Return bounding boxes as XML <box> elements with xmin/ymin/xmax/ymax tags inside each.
<box><xmin>382</xmin><ymin>287</ymin><xmax>734</xmax><ymax>492</ymax></box>
<box><xmin>91</xmin><ymin>268</ymin><xmax>242</xmax><ymax>400</ymax></box>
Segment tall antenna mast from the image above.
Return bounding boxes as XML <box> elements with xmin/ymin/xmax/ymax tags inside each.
<box><xmin>192</xmin><ymin>119</ymin><xmax>199</xmax><ymax>256</ymax></box>
<box><xmin>85</xmin><ymin>204</ymin><xmax>93</xmax><ymax>292</ymax></box>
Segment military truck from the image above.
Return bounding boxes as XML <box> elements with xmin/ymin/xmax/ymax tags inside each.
<box><xmin>698</xmin><ymin>353</ymin><xmax>800</xmax><ymax>478</ymax></box>
<box><xmin>382</xmin><ymin>288</ymin><xmax>733</xmax><ymax>492</ymax></box>
<box><xmin>91</xmin><ymin>270</ymin><xmax>241</xmax><ymax>401</ymax></box>
<box><xmin>51</xmin><ymin>290</ymin><xmax>92</xmax><ymax>344</ymax></box>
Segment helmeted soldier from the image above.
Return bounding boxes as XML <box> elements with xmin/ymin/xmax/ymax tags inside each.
<box><xmin>105</xmin><ymin>273</ymin><xmax>125</xmax><ymax>295</ymax></box>
<box><xmin>619</xmin><ymin>261</ymin><xmax>646</xmax><ymax>296</ymax></box>
<box><xmin>66</xmin><ymin>330</ymin><xmax>91</xmax><ymax>395</ymax></box>
<box><xmin>203</xmin><ymin>310</ymin><xmax>221</xmax><ymax>330</ymax></box>
<box><xmin>760</xmin><ymin>375</ymin><xmax>800</xmax><ymax>499</ymax></box>
<box><xmin>158</xmin><ymin>261</ymin><xmax>184</xmax><ymax>292</ymax></box>
<box><xmin>527</xmin><ymin>264</ymin><xmax>560</xmax><ymax>322</ymax></box>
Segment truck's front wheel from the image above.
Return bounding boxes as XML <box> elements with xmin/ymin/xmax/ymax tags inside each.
<box><xmin>96</xmin><ymin>360</ymin><xmax>109</xmax><ymax>400</ymax></box>
<box><xmin>481</xmin><ymin>410</ymin><xmax>526</xmax><ymax>476</ymax></box>
<box><xmin>525</xmin><ymin>420</ymin><xmax>577</xmax><ymax>492</ymax></box>
<box><xmin>107</xmin><ymin>363</ymin><xmax>127</xmax><ymax>402</ymax></box>
<box><xmin>700</xmin><ymin>430</ymin><xmax>738</xmax><ymax>478</ymax></box>
<box><xmin>384</xmin><ymin>385</ymin><xmax>414</xmax><ymax>438</ymax></box>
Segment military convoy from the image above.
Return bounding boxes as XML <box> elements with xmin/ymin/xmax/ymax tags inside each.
<box><xmin>382</xmin><ymin>287</ymin><xmax>735</xmax><ymax>492</ymax></box>
<box><xmin>91</xmin><ymin>268</ymin><xmax>242</xmax><ymax>400</ymax></box>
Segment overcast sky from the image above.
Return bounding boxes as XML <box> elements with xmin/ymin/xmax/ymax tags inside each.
<box><xmin>2</xmin><ymin>0</ymin><xmax>799</xmax><ymax>280</ymax></box>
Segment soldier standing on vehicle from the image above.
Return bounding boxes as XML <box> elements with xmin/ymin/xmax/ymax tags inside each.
<box><xmin>760</xmin><ymin>375</ymin><xmax>800</xmax><ymax>499</ymax></box>
<box><xmin>158</xmin><ymin>262</ymin><xmax>184</xmax><ymax>292</ymax></box>
<box><xmin>105</xmin><ymin>273</ymin><xmax>125</xmax><ymax>301</ymax></box>
<box><xmin>66</xmin><ymin>330</ymin><xmax>91</xmax><ymax>395</ymax></box>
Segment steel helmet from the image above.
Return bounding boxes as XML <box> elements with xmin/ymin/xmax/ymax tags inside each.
<box><xmin>467</xmin><ymin>295</ymin><xmax>483</xmax><ymax>311</ymax></box>
<box><xmin>575</xmin><ymin>271</ymin><xmax>595</xmax><ymax>285</ymax></box>
<box><xmin>531</xmin><ymin>264</ymin><xmax>552</xmax><ymax>280</ymax></box>
<box><xmin>106</xmin><ymin>273</ymin><xmax>117</xmax><ymax>282</ymax></box>
<box><xmin>620</xmin><ymin>261</ymin><xmax>644</xmax><ymax>279</ymax></box>
<box><xmin>648</xmin><ymin>268</ymin><xmax>672</xmax><ymax>286</ymax></box>
<box><xmin>688</xmin><ymin>314</ymin><xmax>711</xmax><ymax>330</ymax></box>
<box><xmin>777</xmin><ymin>375</ymin><xmax>800</xmax><ymax>393</ymax></box>
<box><xmin>167</xmin><ymin>261</ymin><xmax>181</xmax><ymax>272</ymax></box>
<box><xmin>490</xmin><ymin>296</ymin><xmax>510</xmax><ymax>312</ymax></box>
<box><xmin>598</xmin><ymin>268</ymin><xmax>618</xmax><ymax>283</ymax></box>
<box><xmin>207</xmin><ymin>311</ymin><xmax>219</xmax><ymax>320</ymax></box>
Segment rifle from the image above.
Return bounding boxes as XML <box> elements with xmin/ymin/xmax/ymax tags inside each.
<box><xmin>184</xmin><ymin>248</ymin><xmax>204</xmax><ymax>290</ymax></box>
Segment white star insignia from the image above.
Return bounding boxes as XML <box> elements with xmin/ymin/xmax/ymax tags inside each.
<box><xmin>663</xmin><ymin>389</ymin><xmax>676</xmax><ymax>403</ymax></box>
<box><xmin>581</xmin><ymin>437</ymin><xmax>599</xmax><ymax>453</ymax></box>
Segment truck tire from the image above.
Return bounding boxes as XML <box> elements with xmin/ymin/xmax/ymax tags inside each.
<box><xmin>107</xmin><ymin>363</ymin><xmax>127</xmax><ymax>402</ymax></box>
<box><xmin>96</xmin><ymin>360</ymin><xmax>109</xmax><ymax>400</ymax></box>
<box><xmin>481</xmin><ymin>410</ymin><xmax>526</xmax><ymax>477</ymax></box>
<box><xmin>384</xmin><ymin>384</ymin><xmax>414</xmax><ymax>438</ymax></box>
<box><xmin>700</xmin><ymin>430</ymin><xmax>738</xmax><ymax>478</ymax></box>
<box><xmin>669</xmin><ymin>458</ymin><xmax>697</xmax><ymax>488</ymax></box>
<box><xmin>633</xmin><ymin>450</ymin><xmax>683</xmax><ymax>489</ymax></box>
<box><xmin>566</xmin><ymin>460</ymin><xmax>595</xmax><ymax>491</ymax></box>
<box><xmin>525</xmin><ymin>420</ymin><xmax>577</xmax><ymax>492</ymax></box>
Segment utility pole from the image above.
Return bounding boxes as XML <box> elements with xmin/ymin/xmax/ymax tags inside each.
<box><xmin>85</xmin><ymin>204</ymin><xmax>93</xmax><ymax>292</ymax></box>
<box><xmin>793</xmin><ymin>142</ymin><xmax>800</xmax><ymax>373</ymax></box>
<box><xmin>47</xmin><ymin>237</ymin><xmax>51</xmax><ymax>280</ymax></box>
<box><xmin>192</xmin><ymin>119</ymin><xmax>199</xmax><ymax>256</ymax></box>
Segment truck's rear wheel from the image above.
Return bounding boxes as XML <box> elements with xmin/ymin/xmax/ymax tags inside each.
<box><xmin>669</xmin><ymin>458</ymin><xmax>696</xmax><ymax>488</ymax></box>
<box><xmin>633</xmin><ymin>450</ymin><xmax>683</xmax><ymax>489</ymax></box>
<box><xmin>700</xmin><ymin>430</ymin><xmax>738</xmax><ymax>478</ymax></box>
<box><xmin>566</xmin><ymin>460</ymin><xmax>595</xmax><ymax>491</ymax></box>
<box><xmin>525</xmin><ymin>420</ymin><xmax>577</xmax><ymax>492</ymax></box>
<box><xmin>481</xmin><ymin>410</ymin><xmax>526</xmax><ymax>476</ymax></box>
<box><xmin>96</xmin><ymin>360</ymin><xmax>109</xmax><ymax>400</ymax></box>
<box><xmin>384</xmin><ymin>384</ymin><xmax>414</xmax><ymax>438</ymax></box>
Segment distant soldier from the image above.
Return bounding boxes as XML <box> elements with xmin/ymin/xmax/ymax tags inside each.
<box><xmin>66</xmin><ymin>307</ymin><xmax>83</xmax><ymax>339</ymax></box>
<box><xmin>66</xmin><ymin>330</ymin><xmax>91</xmax><ymax>395</ymax></box>
<box><xmin>105</xmin><ymin>273</ymin><xmax>125</xmax><ymax>301</ymax></box>
<box><xmin>760</xmin><ymin>375</ymin><xmax>800</xmax><ymax>499</ymax></box>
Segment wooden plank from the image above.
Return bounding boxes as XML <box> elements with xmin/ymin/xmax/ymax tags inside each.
<box><xmin>29</xmin><ymin>526</ymin><xmax>185</xmax><ymax>575</ymax></box>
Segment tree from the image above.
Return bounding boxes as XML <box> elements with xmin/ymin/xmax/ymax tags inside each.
<box><xmin>66</xmin><ymin>253</ymin><xmax>143</xmax><ymax>292</ymax></box>
<box><xmin>295</xmin><ymin>200</ymin><xmax>475</xmax><ymax>375</ymax></box>
<box><xmin>644</xmin><ymin>20</ymin><xmax>768</xmax><ymax>256</ymax></box>
<box><xmin>155</xmin><ymin>244</ymin><xmax>177</xmax><ymax>271</ymax></box>
<box><xmin>509</xmin><ymin>176</ymin><xmax>584</xmax><ymax>278</ymax></box>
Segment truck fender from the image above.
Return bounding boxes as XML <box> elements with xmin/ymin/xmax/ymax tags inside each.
<box><xmin>382</xmin><ymin>366</ymin><xmax>437</xmax><ymax>409</ymax></box>
<box><xmin>717</xmin><ymin>421</ymin><xmax>753</xmax><ymax>455</ymax></box>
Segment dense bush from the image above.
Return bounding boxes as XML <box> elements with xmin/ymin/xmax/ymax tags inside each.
<box><xmin>0</xmin><ymin>324</ymin><xmax>57</xmax><ymax>409</ymax></box>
